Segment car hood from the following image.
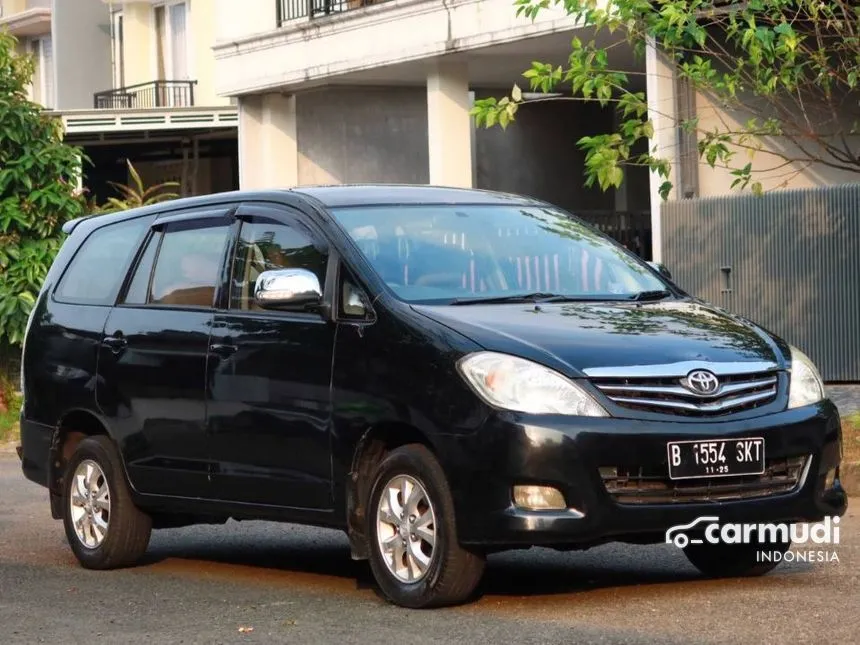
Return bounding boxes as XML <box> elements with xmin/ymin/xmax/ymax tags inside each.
<box><xmin>411</xmin><ymin>299</ymin><xmax>786</xmax><ymax>377</ymax></box>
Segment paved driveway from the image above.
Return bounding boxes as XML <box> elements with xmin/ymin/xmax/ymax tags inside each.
<box><xmin>1</xmin><ymin>454</ymin><xmax>856</xmax><ymax>645</ymax></box>
<box><xmin>828</xmin><ymin>385</ymin><xmax>860</xmax><ymax>416</ymax></box>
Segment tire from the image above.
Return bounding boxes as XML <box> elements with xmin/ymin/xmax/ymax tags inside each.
<box><xmin>62</xmin><ymin>435</ymin><xmax>152</xmax><ymax>569</ymax></box>
<box><xmin>684</xmin><ymin>539</ymin><xmax>791</xmax><ymax>578</ymax></box>
<box><xmin>366</xmin><ymin>444</ymin><xmax>485</xmax><ymax>608</ymax></box>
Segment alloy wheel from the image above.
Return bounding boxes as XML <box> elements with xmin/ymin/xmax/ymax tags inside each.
<box><xmin>69</xmin><ymin>459</ymin><xmax>111</xmax><ymax>549</ymax></box>
<box><xmin>375</xmin><ymin>474</ymin><xmax>437</xmax><ymax>583</ymax></box>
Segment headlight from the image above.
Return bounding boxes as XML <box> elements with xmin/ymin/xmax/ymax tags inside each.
<box><xmin>457</xmin><ymin>352</ymin><xmax>608</xmax><ymax>416</ymax></box>
<box><xmin>787</xmin><ymin>346</ymin><xmax>825</xmax><ymax>409</ymax></box>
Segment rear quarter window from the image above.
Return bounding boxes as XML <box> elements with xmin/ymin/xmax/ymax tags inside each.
<box><xmin>54</xmin><ymin>217</ymin><xmax>150</xmax><ymax>305</ymax></box>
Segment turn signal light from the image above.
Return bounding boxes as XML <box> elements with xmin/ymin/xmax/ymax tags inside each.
<box><xmin>513</xmin><ymin>485</ymin><xmax>566</xmax><ymax>511</ymax></box>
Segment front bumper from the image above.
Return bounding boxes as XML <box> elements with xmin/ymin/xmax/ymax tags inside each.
<box><xmin>442</xmin><ymin>399</ymin><xmax>846</xmax><ymax>549</ymax></box>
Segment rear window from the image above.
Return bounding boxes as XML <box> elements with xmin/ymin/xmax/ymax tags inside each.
<box><xmin>54</xmin><ymin>217</ymin><xmax>149</xmax><ymax>305</ymax></box>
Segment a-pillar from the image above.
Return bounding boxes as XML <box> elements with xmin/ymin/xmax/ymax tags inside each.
<box><xmin>426</xmin><ymin>61</ymin><xmax>473</xmax><ymax>188</ymax></box>
<box><xmin>238</xmin><ymin>92</ymin><xmax>299</xmax><ymax>189</ymax></box>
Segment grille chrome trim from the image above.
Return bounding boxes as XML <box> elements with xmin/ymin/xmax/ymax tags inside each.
<box><xmin>601</xmin><ymin>456</ymin><xmax>808</xmax><ymax>505</ymax></box>
<box><xmin>609</xmin><ymin>388</ymin><xmax>776</xmax><ymax>413</ymax></box>
<box><xmin>596</xmin><ymin>376</ymin><xmax>777</xmax><ymax>399</ymax></box>
<box><xmin>583</xmin><ymin>360</ymin><xmax>779</xmax><ymax>378</ymax></box>
<box><xmin>590</xmin><ymin>364</ymin><xmax>780</xmax><ymax>416</ymax></box>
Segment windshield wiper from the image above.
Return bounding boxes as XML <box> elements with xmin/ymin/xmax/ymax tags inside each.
<box><xmin>450</xmin><ymin>292</ymin><xmax>602</xmax><ymax>306</ymax></box>
<box><xmin>629</xmin><ymin>289</ymin><xmax>673</xmax><ymax>302</ymax></box>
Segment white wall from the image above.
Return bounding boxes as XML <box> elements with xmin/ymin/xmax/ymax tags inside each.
<box><xmin>52</xmin><ymin>0</ymin><xmax>112</xmax><ymax>110</ymax></box>
<box><xmin>213</xmin><ymin>0</ymin><xmax>584</xmax><ymax>96</ymax></box>
<box><xmin>694</xmin><ymin>91</ymin><xmax>860</xmax><ymax>197</ymax></box>
<box><xmin>190</xmin><ymin>0</ymin><xmax>230</xmax><ymax>105</ymax></box>
<box><xmin>214</xmin><ymin>0</ymin><xmax>277</xmax><ymax>44</ymax></box>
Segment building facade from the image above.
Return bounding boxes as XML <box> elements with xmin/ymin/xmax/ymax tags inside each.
<box><xmin>2</xmin><ymin>0</ymin><xmax>239</xmax><ymax>202</ymax></box>
<box><xmin>210</xmin><ymin>0</ymin><xmax>650</xmax><ymax>252</ymax></box>
<box><xmin>207</xmin><ymin>0</ymin><xmax>859</xmax><ymax>261</ymax></box>
<box><xmin>1</xmin><ymin>0</ymin><xmax>53</xmax><ymax>107</ymax></box>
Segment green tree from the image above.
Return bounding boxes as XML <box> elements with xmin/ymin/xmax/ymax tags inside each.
<box><xmin>0</xmin><ymin>31</ymin><xmax>84</xmax><ymax>346</ymax></box>
<box><xmin>472</xmin><ymin>0</ymin><xmax>860</xmax><ymax>198</ymax></box>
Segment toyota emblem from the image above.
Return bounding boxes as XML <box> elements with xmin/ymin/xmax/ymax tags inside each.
<box><xmin>685</xmin><ymin>370</ymin><xmax>720</xmax><ymax>395</ymax></box>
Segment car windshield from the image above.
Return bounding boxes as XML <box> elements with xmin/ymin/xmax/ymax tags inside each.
<box><xmin>331</xmin><ymin>204</ymin><xmax>666</xmax><ymax>304</ymax></box>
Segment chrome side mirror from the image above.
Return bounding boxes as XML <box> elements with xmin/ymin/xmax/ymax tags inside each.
<box><xmin>647</xmin><ymin>261</ymin><xmax>673</xmax><ymax>281</ymax></box>
<box><xmin>254</xmin><ymin>268</ymin><xmax>322</xmax><ymax>310</ymax></box>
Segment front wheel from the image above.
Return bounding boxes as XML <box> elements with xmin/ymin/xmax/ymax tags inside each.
<box><xmin>366</xmin><ymin>444</ymin><xmax>485</xmax><ymax>608</ymax></box>
<box><xmin>684</xmin><ymin>540</ymin><xmax>791</xmax><ymax>578</ymax></box>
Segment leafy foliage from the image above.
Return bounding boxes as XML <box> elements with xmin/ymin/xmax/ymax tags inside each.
<box><xmin>471</xmin><ymin>0</ymin><xmax>860</xmax><ymax>197</ymax></box>
<box><xmin>0</xmin><ymin>32</ymin><xmax>84</xmax><ymax>346</ymax></box>
<box><xmin>0</xmin><ymin>370</ymin><xmax>22</xmax><ymax>443</ymax></box>
<box><xmin>95</xmin><ymin>160</ymin><xmax>180</xmax><ymax>213</ymax></box>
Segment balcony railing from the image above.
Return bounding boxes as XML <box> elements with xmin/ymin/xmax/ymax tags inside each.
<box><xmin>278</xmin><ymin>0</ymin><xmax>393</xmax><ymax>23</ymax></box>
<box><xmin>93</xmin><ymin>80</ymin><xmax>197</xmax><ymax>110</ymax></box>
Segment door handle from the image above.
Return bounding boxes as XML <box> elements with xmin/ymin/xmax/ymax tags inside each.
<box><xmin>103</xmin><ymin>334</ymin><xmax>127</xmax><ymax>353</ymax></box>
<box><xmin>209</xmin><ymin>343</ymin><xmax>237</xmax><ymax>357</ymax></box>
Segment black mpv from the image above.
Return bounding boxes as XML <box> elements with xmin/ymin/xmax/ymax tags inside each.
<box><xmin>19</xmin><ymin>186</ymin><xmax>847</xmax><ymax>608</ymax></box>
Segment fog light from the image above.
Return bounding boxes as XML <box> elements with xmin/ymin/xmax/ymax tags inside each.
<box><xmin>513</xmin><ymin>485</ymin><xmax>566</xmax><ymax>511</ymax></box>
<box><xmin>825</xmin><ymin>468</ymin><xmax>838</xmax><ymax>490</ymax></box>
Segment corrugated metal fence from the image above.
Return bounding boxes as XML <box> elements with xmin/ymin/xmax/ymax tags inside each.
<box><xmin>579</xmin><ymin>210</ymin><xmax>652</xmax><ymax>261</ymax></box>
<box><xmin>662</xmin><ymin>184</ymin><xmax>860</xmax><ymax>382</ymax></box>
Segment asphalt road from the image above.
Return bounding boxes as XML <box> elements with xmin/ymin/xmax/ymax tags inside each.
<box><xmin>0</xmin><ymin>453</ymin><xmax>856</xmax><ymax>645</ymax></box>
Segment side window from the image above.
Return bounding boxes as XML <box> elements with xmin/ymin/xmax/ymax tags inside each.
<box><xmin>339</xmin><ymin>265</ymin><xmax>372</xmax><ymax>320</ymax></box>
<box><xmin>55</xmin><ymin>217</ymin><xmax>149</xmax><ymax>305</ymax></box>
<box><xmin>230</xmin><ymin>218</ymin><xmax>328</xmax><ymax>311</ymax></box>
<box><xmin>147</xmin><ymin>222</ymin><xmax>230</xmax><ymax>308</ymax></box>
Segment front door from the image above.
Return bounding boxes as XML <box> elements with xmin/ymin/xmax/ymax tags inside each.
<box><xmin>97</xmin><ymin>208</ymin><xmax>234</xmax><ymax>497</ymax></box>
<box><xmin>207</xmin><ymin>203</ymin><xmax>336</xmax><ymax>510</ymax></box>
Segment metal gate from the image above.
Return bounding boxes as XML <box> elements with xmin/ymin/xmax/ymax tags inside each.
<box><xmin>662</xmin><ymin>184</ymin><xmax>860</xmax><ymax>382</ymax></box>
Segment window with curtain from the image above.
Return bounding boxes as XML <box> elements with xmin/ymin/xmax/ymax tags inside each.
<box><xmin>169</xmin><ymin>3</ymin><xmax>188</xmax><ymax>80</ymax></box>
<box><xmin>42</xmin><ymin>37</ymin><xmax>54</xmax><ymax>108</ymax></box>
<box><xmin>28</xmin><ymin>37</ymin><xmax>54</xmax><ymax>108</ymax></box>
<box><xmin>29</xmin><ymin>40</ymin><xmax>42</xmax><ymax>104</ymax></box>
<box><xmin>154</xmin><ymin>5</ymin><xmax>167</xmax><ymax>81</ymax></box>
<box><xmin>112</xmin><ymin>12</ymin><xmax>125</xmax><ymax>88</ymax></box>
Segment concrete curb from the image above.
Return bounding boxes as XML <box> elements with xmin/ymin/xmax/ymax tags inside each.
<box><xmin>841</xmin><ymin>462</ymin><xmax>859</xmax><ymax>497</ymax></box>
<box><xmin>0</xmin><ymin>442</ymin><xmax>19</xmax><ymax>456</ymax></box>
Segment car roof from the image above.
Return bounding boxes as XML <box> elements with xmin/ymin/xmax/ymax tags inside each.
<box><xmin>290</xmin><ymin>184</ymin><xmax>544</xmax><ymax>208</ymax></box>
<box><xmin>61</xmin><ymin>185</ymin><xmax>545</xmax><ymax>235</ymax></box>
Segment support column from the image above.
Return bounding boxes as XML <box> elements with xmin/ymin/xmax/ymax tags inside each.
<box><xmin>427</xmin><ymin>62</ymin><xmax>473</xmax><ymax>188</ymax></box>
<box><xmin>73</xmin><ymin>151</ymin><xmax>84</xmax><ymax>196</ymax></box>
<box><xmin>238</xmin><ymin>95</ymin><xmax>263</xmax><ymax>189</ymax></box>
<box><xmin>644</xmin><ymin>40</ymin><xmax>680</xmax><ymax>263</ymax></box>
<box><xmin>238</xmin><ymin>93</ymin><xmax>299</xmax><ymax>189</ymax></box>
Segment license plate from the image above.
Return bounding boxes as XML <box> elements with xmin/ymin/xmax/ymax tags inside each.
<box><xmin>667</xmin><ymin>437</ymin><xmax>765</xmax><ymax>480</ymax></box>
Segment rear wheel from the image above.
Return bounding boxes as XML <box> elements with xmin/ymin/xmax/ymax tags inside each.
<box><xmin>366</xmin><ymin>444</ymin><xmax>485</xmax><ymax>608</ymax></box>
<box><xmin>684</xmin><ymin>540</ymin><xmax>791</xmax><ymax>578</ymax></box>
<box><xmin>62</xmin><ymin>436</ymin><xmax>152</xmax><ymax>569</ymax></box>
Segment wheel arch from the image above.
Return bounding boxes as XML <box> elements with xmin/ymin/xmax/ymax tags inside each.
<box><xmin>345</xmin><ymin>420</ymin><xmax>437</xmax><ymax>561</ymax></box>
<box><xmin>48</xmin><ymin>408</ymin><xmax>118</xmax><ymax>520</ymax></box>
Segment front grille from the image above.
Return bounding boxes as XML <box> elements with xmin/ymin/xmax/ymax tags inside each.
<box><xmin>601</xmin><ymin>456</ymin><xmax>808</xmax><ymax>505</ymax></box>
<box><xmin>591</xmin><ymin>370</ymin><xmax>779</xmax><ymax>416</ymax></box>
